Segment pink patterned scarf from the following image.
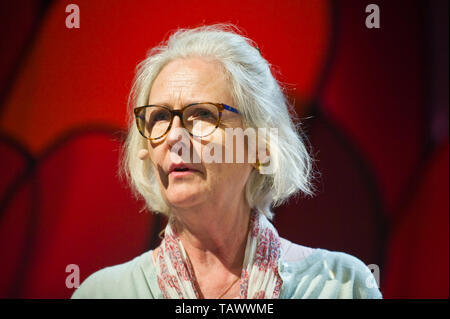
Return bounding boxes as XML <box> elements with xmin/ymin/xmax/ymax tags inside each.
<box><xmin>155</xmin><ymin>211</ymin><xmax>283</xmax><ymax>299</ymax></box>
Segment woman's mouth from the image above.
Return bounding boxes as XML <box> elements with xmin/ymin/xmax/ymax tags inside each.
<box><xmin>168</xmin><ymin>164</ymin><xmax>201</xmax><ymax>177</ymax></box>
<box><xmin>169</xmin><ymin>169</ymin><xmax>196</xmax><ymax>177</ymax></box>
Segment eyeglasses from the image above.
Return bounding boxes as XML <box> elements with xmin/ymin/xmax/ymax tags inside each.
<box><xmin>134</xmin><ymin>102</ymin><xmax>240</xmax><ymax>140</ymax></box>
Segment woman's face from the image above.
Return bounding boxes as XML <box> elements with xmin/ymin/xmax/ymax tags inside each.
<box><xmin>146</xmin><ymin>57</ymin><xmax>253</xmax><ymax>211</ymax></box>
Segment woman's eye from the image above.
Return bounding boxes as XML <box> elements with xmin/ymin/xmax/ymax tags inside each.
<box><xmin>155</xmin><ymin>114</ymin><xmax>167</xmax><ymax>121</ymax></box>
<box><xmin>198</xmin><ymin>110</ymin><xmax>211</xmax><ymax>117</ymax></box>
<box><xmin>152</xmin><ymin>112</ymin><xmax>170</xmax><ymax>122</ymax></box>
<box><xmin>193</xmin><ymin>109</ymin><xmax>214</xmax><ymax>118</ymax></box>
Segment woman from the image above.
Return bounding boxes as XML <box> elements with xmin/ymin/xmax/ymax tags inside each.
<box><xmin>72</xmin><ymin>25</ymin><xmax>382</xmax><ymax>299</ymax></box>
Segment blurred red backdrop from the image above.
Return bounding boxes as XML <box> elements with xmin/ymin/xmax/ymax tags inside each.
<box><xmin>0</xmin><ymin>0</ymin><xmax>448</xmax><ymax>298</ymax></box>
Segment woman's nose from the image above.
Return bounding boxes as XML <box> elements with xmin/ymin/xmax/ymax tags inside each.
<box><xmin>166</xmin><ymin>115</ymin><xmax>188</xmax><ymax>147</ymax></box>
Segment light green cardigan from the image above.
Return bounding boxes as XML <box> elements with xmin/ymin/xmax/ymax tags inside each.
<box><xmin>71</xmin><ymin>240</ymin><xmax>382</xmax><ymax>299</ymax></box>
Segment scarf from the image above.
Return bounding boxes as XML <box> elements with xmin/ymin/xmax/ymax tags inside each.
<box><xmin>154</xmin><ymin>211</ymin><xmax>283</xmax><ymax>299</ymax></box>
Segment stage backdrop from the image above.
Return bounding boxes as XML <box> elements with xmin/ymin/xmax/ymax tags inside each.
<box><xmin>0</xmin><ymin>0</ymin><xmax>448</xmax><ymax>298</ymax></box>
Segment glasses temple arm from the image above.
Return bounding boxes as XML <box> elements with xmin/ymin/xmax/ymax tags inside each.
<box><xmin>223</xmin><ymin>104</ymin><xmax>240</xmax><ymax>114</ymax></box>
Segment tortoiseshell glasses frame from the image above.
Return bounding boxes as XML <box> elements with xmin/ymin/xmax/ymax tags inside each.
<box><xmin>134</xmin><ymin>102</ymin><xmax>240</xmax><ymax>141</ymax></box>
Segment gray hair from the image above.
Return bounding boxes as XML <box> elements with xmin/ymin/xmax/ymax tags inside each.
<box><xmin>120</xmin><ymin>24</ymin><xmax>316</xmax><ymax>219</ymax></box>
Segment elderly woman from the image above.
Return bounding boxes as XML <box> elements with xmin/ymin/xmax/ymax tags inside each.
<box><xmin>72</xmin><ymin>25</ymin><xmax>381</xmax><ymax>299</ymax></box>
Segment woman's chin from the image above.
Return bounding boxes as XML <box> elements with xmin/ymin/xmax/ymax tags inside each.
<box><xmin>165</xmin><ymin>185</ymin><xmax>203</xmax><ymax>208</ymax></box>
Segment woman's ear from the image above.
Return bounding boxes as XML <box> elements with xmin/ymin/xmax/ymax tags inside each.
<box><xmin>138</xmin><ymin>149</ymin><xmax>149</xmax><ymax>160</ymax></box>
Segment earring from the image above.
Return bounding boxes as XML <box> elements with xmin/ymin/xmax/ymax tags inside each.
<box><xmin>254</xmin><ymin>161</ymin><xmax>261</xmax><ymax>173</ymax></box>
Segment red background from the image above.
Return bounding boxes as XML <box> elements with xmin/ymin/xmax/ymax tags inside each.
<box><xmin>0</xmin><ymin>0</ymin><xmax>448</xmax><ymax>298</ymax></box>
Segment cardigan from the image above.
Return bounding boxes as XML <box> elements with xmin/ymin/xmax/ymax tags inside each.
<box><xmin>71</xmin><ymin>238</ymin><xmax>382</xmax><ymax>299</ymax></box>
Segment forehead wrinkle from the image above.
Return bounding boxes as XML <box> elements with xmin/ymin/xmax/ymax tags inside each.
<box><xmin>150</xmin><ymin>72</ymin><xmax>199</xmax><ymax>108</ymax></box>
<box><xmin>149</xmin><ymin>57</ymin><xmax>232</xmax><ymax>108</ymax></box>
<box><xmin>150</xmin><ymin>77</ymin><xmax>191</xmax><ymax>106</ymax></box>
<box><xmin>151</xmin><ymin>86</ymin><xmax>203</xmax><ymax>110</ymax></box>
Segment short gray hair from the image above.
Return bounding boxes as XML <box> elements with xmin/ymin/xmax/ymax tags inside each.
<box><xmin>120</xmin><ymin>24</ymin><xmax>316</xmax><ymax>219</ymax></box>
